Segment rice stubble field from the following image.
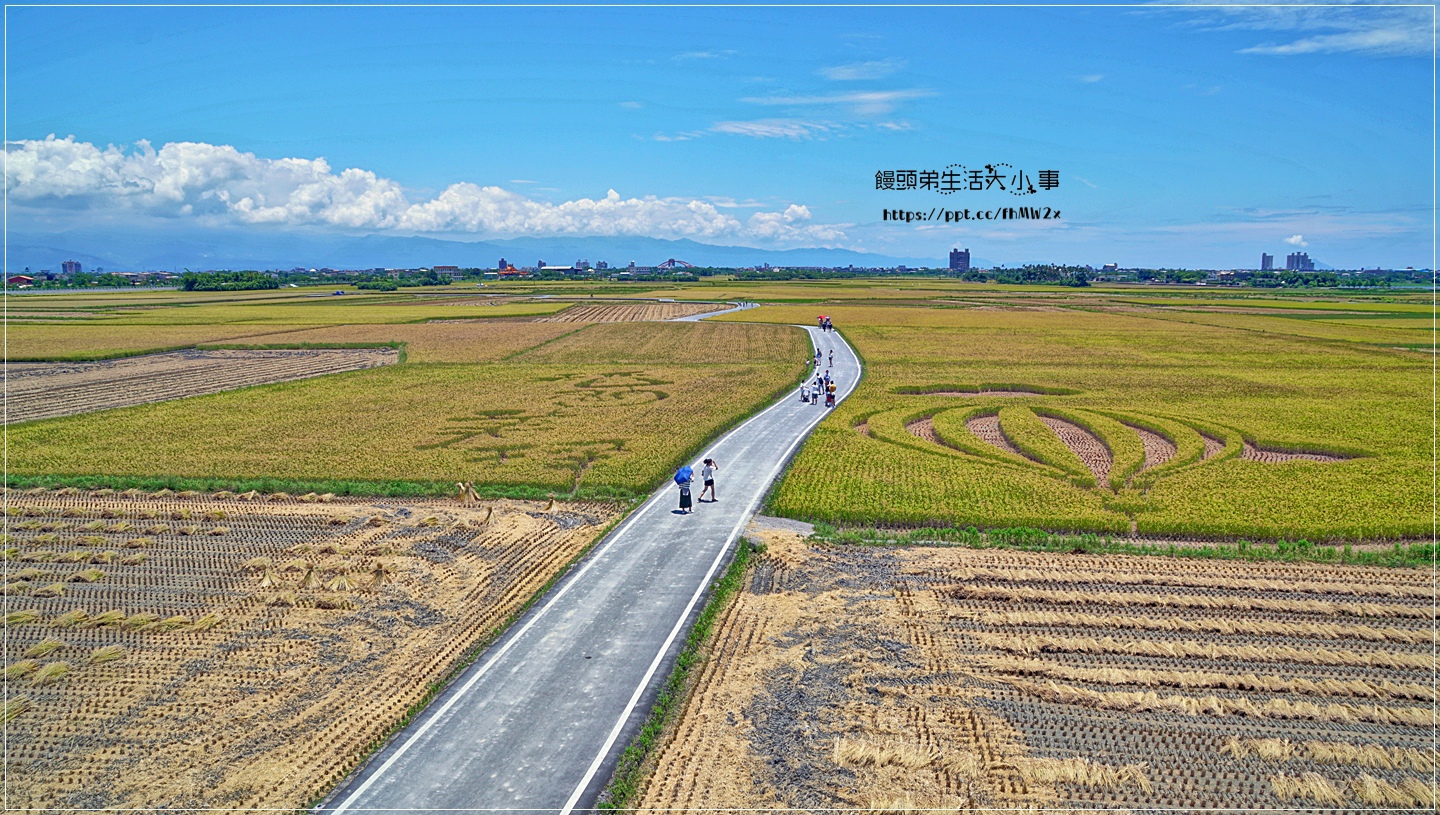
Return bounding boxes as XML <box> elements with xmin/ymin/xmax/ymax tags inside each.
<box><xmin>637</xmin><ymin>528</ymin><xmax>1436</xmax><ymax>811</ymax></box>
<box><xmin>1</xmin><ymin>488</ymin><xmax>620</xmax><ymax>810</ymax></box>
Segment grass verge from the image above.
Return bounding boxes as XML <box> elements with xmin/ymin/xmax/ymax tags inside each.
<box><xmin>596</xmin><ymin>537</ymin><xmax>758</xmax><ymax>810</ymax></box>
<box><xmin>810</xmin><ymin>523</ymin><xmax>1435</xmax><ymax>569</ymax></box>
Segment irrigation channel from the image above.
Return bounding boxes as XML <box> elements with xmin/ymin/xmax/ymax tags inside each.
<box><xmin>320</xmin><ymin>323</ymin><xmax>859</xmax><ymax>814</ymax></box>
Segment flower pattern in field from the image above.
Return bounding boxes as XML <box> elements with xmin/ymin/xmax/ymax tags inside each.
<box><xmin>894</xmin><ymin>402</ymin><xmax>1357</xmax><ymax>494</ymax></box>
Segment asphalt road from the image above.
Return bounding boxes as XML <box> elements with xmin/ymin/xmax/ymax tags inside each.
<box><xmin>671</xmin><ymin>300</ymin><xmax>756</xmax><ymax>321</ymax></box>
<box><xmin>320</xmin><ymin>323</ymin><xmax>858</xmax><ymax>815</ymax></box>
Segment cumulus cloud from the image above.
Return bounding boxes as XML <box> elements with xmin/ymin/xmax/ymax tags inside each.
<box><xmin>1284</xmin><ymin>234</ymin><xmax>1308</xmax><ymax>246</ymax></box>
<box><xmin>4</xmin><ymin>135</ymin><xmax>846</xmax><ymax>246</ymax></box>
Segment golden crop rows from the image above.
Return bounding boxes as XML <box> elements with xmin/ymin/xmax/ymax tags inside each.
<box><xmin>721</xmin><ymin>303</ymin><xmax>1427</xmax><ymax>541</ymax></box>
<box><xmin>9</xmin><ymin>321</ymin><xmax>809</xmax><ymax>495</ymax></box>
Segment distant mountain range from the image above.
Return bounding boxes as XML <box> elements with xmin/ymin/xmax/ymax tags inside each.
<box><xmin>6</xmin><ymin>228</ymin><xmax>953</xmax><ymax>272</ymax></box>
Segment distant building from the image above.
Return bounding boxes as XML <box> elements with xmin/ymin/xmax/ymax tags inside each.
<box><xmin>7</xmin><ymin>275</ymin><xmax>34</xmax><ymax>287</ymax></box>
<box><xmin>948</xmin><ymin>248</ymin><xmax>970</xmax><ymax>273</ymax></box>
<box><xmin>1285</xmin><ymin>252</ymin><xmax>1314</xmax><ymax>271</ymax></box>
<box><xmin>1101</xmin><ymin>263</ymin><xmax>1119</xmax><ymax>272</ymax></box>
<box><xmin>595</xmin><ymin>261</ymin><xmax>608</xmax><ymax>270</ymax></box>
<box><xmin>1260</xmin><ymin>253</ymin><xmax>1273</xmax><ymax>271</ymax></box>
<box><xmin>434</xmin><ymin>265</ymin><xmax>462</xmax><ymax>280</ymax></box>
<box><xmin>497</xmin><ymin>258</ymin><xmax>508</xmax><ymax>270</ymax></box>
<box><xmin>61</xmin><ymin>260</ymin><xmax>82</xmax><ymax>275</ymax></box>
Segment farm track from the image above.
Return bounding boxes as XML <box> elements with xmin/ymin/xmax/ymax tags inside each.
<box><xmin>0</xmin><ymin>489</ymin><xmax>617</xmax><ymax>810</ymax></box>
<box><xmin>535</xmin><ymin>302</ymin><xmax>724</xmax><ymax>323</ymax></box>
<box><xmin>638</xmin><ymin>531</ymin><xmax>1437</xmax><ymax>810</ymax></box>
<box><xmin>5</xmin><ymin>348</ymin><xmax>397</xmax><ymax>423</ymax></box>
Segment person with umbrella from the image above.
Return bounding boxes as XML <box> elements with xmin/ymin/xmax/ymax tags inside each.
<box><xmin>674</xmin><ymin>465</ymin><xmax>694</xmax><ymax>514</ymax></box>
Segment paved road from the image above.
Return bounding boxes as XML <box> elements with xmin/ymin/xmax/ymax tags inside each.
<box><xmin>671</xmin><ymin>300</ymin><xmax>756</xmax><ymax>321</ymax></box>
<box><xmin>321</xmin><ymin>324</ymin><xmax>858</xmax><ymax>815</ymax></box>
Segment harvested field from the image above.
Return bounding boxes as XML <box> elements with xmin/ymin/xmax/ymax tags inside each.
<box><xmin>905</xmin><ymin>417</ymin><xmax>945</xmax><ymax>446</ymax></box>
<box><xmin>1201</xmin><ymin>433</ymin><xmax>1225</xmax><ymax>460</ymax></box>
<box><xmin>534</xmin><ymin>301</ymin><xmax>723</xmax><ymax>322</ymax></box>
<box><xmin>4</xmin><ymin>348</ymin><xmax>398</xmax><ymax>424</ymax></box>
<box><xmin>5</xmin><ymin>324</ymin><xmax>311</xmax><ymax>361</ymax></box>
<box><xmin>0</xmin><ymin>488</ymin><xmax>618</xmax><ymax>810</ymax></box>
<box><xmin>1038</xmin><ymin>415</ymin><xmax>1112</xmax><ymax>484</ymax></box>
<box><xmin>965</xmin><ymin>414</ymin><xmax>1022</xmax><ymax>455</ymax></box>
<box><xmin>636</xmin><ymin>531</ymin><xmax>1436</xmax><ymax>810</ymax></box>
<box><xmin>252</xmin><ymin>321</ymin><xmax>581</xmax><ymax>363</ymax></box>
<box><xmin>1242</xmin><ymin>442</ymin><xmax>1352</xmax><ymax>464</ymax></box>
<box><xmin>1130</xmin><ymin>423</ymin><xmax>1177</xmax><ymax>470</ymax></box>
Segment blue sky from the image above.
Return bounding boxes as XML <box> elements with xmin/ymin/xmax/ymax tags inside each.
<box><xmin>5</xmin><ymin>4</ymin><xmax>1432</xmax><ymax>268</ymax></box>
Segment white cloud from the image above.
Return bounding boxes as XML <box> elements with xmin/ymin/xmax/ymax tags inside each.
<box><xmin>1161</xmin><ymin>4</ymin><xmax>1431</xmax><ymax>57</ymax></box>
<box><xmin>818</xmin><ymin>59</ymin><xmax>905</xmax><ymax>81</ymax></box>
<box><xmin>4</xmin><ymin>135</ymin><xmax>847</xmax><ymax>246</ymax></box>
<box><xmin>709</xmin><ymin>119</ymin><xmax>837</xmax><ymax>140</ymax></box>
<box><xmin>741</xmin><ymin>89</ymin><xmax>934</xmax><ymax>116</ymax></box>
<box><xmin>1239</xmin><ymin>26</ymin><xmax>1424</xmax><ymax>56</ymax></box>
<box><xmin>1285</xmin><ymin>234</ymin><xmax>1308</xmax><ymax>246</ymax></box>
<box><xmin>619</xmin><ymin>101</ymin><xmax>643</xmax><ymax>109</ymax></box>
<box><xmin>745</xmin><ymin>204</ymin><xmax>847</xmax><ymax>243</ymax></box>
<box><xmin>673</xmin><ymin>49</ymin><xmax>736</xmax><ymax>61</ymax></box>
<box><xmin>1076</xmin><ymin>74</ymin><xmax>1105</xmax><ymax>83</ymax></box>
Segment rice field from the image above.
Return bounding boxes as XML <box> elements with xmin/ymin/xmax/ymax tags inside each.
<box><xmin>633</xmin><ymin>527</ymin><xmax>1436</xmax><ymax>810</ymax></box>
<box><xmin>718</xmin><ymin>302</ymin><xmax>1428</xmax><ymax>541</ymax></box>
<box><xmin>0</xmin><ymin>488</ymin><xmax>620</xmax><ymax>810</ymax></box>
<box><xmin>8</xmin><ymin>323</ymin><xmax>809</xmax><ymax>497</ymax></box>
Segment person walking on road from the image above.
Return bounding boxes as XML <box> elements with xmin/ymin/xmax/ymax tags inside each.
<box><xmin>674</xmin><ymin>465</ymin><xmax>693</xmax><ymax>514</ymax></box>
<box><xmin>828</xmin><ymin>350</ymin><xmax>834</xmax><ymax>366</ymax></box>
<box><xmin>826</xmin><ymin>379</ymin><xmax>837</xmax><ymax>407</ymax></box>
<box><xmin>699</xmin><ymin>458</ymin><xmax>719</xmax><ymax>503</ymax></box>
<box><xmin>800</xmin><ymin>383</ymin><xmax>810</xmax><ymax>403</ymax></box>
